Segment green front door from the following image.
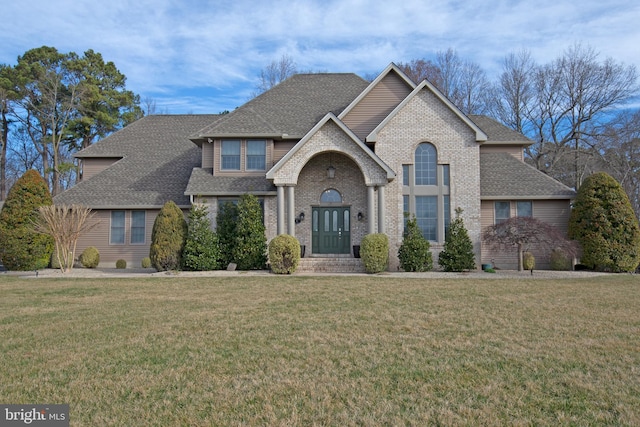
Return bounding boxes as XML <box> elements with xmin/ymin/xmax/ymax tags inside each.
<box><xmin>312</xmin><ymin>207</ymin><xmax>351</xmax><ymax>254</ymax></box>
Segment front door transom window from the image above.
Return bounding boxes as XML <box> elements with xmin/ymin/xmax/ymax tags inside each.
<box><xmin>320</xmin><ymin>188</ymin><xmax>342</xmax><ymax>204</ymax></box>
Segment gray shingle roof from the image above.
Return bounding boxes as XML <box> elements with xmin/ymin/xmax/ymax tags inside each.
<box><xmin>470</xmin><ymin>115</ymin><xmax>533</xmax><ymax>145</ymax></box>
<box><xmin>55</xmin><ymin>115</ymin><xmax>220</xmax><ymax>208</ymax></box>
<box><xmin>480</xmin><ymin>153</ymin><xmax>575</xmax><ymax>199</ymax></box>
<box><xmin>185</xmin><ymin>168</ymin><xmax>276</xmax><ymax>195</ymax></box>
<box><xmin>192</xmin><ymin>73</ymin><xmax>369</xmax><ymax>139</ymax></box>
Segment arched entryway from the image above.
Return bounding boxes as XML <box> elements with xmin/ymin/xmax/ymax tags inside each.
<box><xmin>312</xmin><ymin>189</ymin><xmax>351</xmax><ymax>254</ymax></box>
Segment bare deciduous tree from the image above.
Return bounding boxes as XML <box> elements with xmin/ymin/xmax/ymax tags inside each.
<box><xmin>33</xmin><ymin>204</ymin><xmax>98</xmax><ymax>272</ymax></box>
<box><xmin>498</xmin><ymin>43</ymin><xmax>639</xmax><ymax>189</ymax></box>
<box><xmin>255</xmin><ymin>54</ymin><xmax>297</xmax><ymax>95</ymax></box>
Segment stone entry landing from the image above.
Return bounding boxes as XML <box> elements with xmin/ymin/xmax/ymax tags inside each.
<box><xmin>297</xmin><ymin>257</ymin><xmax>365</xmax><ymax>273</ymax></box>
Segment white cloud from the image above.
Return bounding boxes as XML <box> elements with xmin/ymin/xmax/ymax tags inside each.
<box><xmin>2</xmin><ymin>0</ymin><xmax>639</xmax><ymax>113</ymax></box>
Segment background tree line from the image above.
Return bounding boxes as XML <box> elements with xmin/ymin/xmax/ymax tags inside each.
<box><xmin>3</xmin><ymin>44</ymin><xmax>639</xmax><ymax>220</ymax></box>
<box><xmin>0</xmin><ymin>46</ymin><xmax>143</xmax><ymax>198</ymax></box>
<box><xmin>263</xmin><ymin>46</ymin><xmax>639</xmax><ymax>217</ymax></box>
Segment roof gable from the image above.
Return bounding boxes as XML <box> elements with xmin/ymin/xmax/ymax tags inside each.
<box><xmin>266</xmin><ymin>113</ymin><xmax>395</xmax><ymax>184</ymax></box>
<box><xmin>367</xmin><ymin>79</ymin><xmax>488</xmax><ymax>143</ymax></box>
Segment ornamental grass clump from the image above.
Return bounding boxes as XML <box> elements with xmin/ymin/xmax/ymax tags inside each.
<box><xmin>268</xmin><ymin>234</ymin><xmax>301</xmax><ymax>274</ymax></box>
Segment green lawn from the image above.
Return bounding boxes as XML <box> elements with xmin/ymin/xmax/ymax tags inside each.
<box><xmin>1</xmin><ymin>274</ymin><xmax>639</xmax><ymax>426</ymax></box>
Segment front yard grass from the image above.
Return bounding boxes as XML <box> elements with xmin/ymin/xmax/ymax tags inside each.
<box><xmin>0</xmin><ymin>274</ymin><xmax>638</xmax><ymax>425</ymax></box>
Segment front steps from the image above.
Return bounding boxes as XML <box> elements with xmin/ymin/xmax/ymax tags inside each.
<box><xmin>297</xmin><ymin>257</ymin><xmax>365</xmax><ymax>273</ymax></box>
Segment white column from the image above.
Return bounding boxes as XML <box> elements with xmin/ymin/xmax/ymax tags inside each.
<box><xmin>287</xmin><ymin>186</ymin><xmax>295</xmax><ymax>236</ymax></box>
<box><xmin>277</xmin><ymin>185</ymin><xmax>285</xmax><ymax>235</ymax></box>
<box><xmin>367</xmin><ymin>185</ymin><xmax>375</xmax><ymax>234</ymax></box>
<box><xmin>377</xmin><ymin>185</ymin><xmax>385</xmax><ymax>233</ymax></box>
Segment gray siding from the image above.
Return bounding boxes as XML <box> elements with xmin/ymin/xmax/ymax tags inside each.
<box><xmin>82</xmin><ymin>158</ymin><xmax>120</xmax><ymax>180</ymax></box>
<box><xmin>75</xmin><ymin>209</ymin><xmax>163</xmax><ymax>268</ymax></box>
<box><xmin>342</xmin><ymin>72</ymin><xmax>412</xmax><ymax>141</ymax></box>
<box><xmin>479</xmin><ymin>145</ymin><xmax>523</xmax><ymax>161</ymax></box>
<box><xmin>480</xmin><ymin>199</ymin><xmax>572</xmax><ymax>270</ymax></box>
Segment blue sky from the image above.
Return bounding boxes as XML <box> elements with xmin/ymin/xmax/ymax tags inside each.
<box><xmin>2</xmin><ymin>0</ymin><xmax>639</xmax><ymax>114</ymax></box>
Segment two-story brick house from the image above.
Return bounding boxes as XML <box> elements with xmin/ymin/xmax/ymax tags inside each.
<box><xmin>54</xmin><ymin>63</ymin><xmax>575</xmax><ymax>271</ymax></box>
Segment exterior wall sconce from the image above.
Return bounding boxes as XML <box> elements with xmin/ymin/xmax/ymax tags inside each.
<box><xmin>327</xmin><ymin>165</ymin><xmax>336</xmax><ymax>179</ymax></box>
<box><xmin>357</xmin><ymin>212</ymin><xmax>364</xmax><ymax>221</ymax></box>
<box><xmin>295</xmin><ymin>212</ymin><xmax>305</xmax><ymax>224</ymax></box>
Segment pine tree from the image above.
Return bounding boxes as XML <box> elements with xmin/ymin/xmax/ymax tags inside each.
<box><xmin>438</xmin><ymin>208</ymin><xmax>476</xmax><ymax>272</ymax></box>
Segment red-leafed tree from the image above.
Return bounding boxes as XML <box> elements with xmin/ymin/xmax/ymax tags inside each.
<box><xmin>483</xmin><ymin>216</ymin><xmax>578</xmax><ymax>271</ymax></box>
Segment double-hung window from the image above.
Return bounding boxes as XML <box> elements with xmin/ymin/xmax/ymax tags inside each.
<box><xmin>110</xmin><ymin>211</ymin><xmax>125</xmax><ymax>244</ymax></box>
<box><xmin>246</xmin><ymin>140</ymin><xmax>266</xmax><ymax>170</ymax></box>
<box><xmin>131</xmin><ymin>211</ymin><xmax>146</xmax><ymax>244</ymax></box>
<box><xmin>221</xmin><ymin>140</ymin><xmax>241</xmax><ymax>170</ymax></box>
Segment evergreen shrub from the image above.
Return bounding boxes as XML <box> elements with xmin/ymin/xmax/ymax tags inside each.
<box><xmin>398</xmin><ymin>215</ymin><xmax>432</xmax><ymax>272</ymax></box>
<box><xmin>550</xmin><ymin>248</ymin><xmax>572</xmax><ymax>271</ymax></box>
<box><xmin>0</xmin><ymin>170</ymin><xmax>53</xmax><ymax>270</ymax></box>
<box><xmin>438</xmin><ymin>208</ymin><xmax>476</xmax><ymax>272</ymax></box>
<box><xmin>523</xmin><ymin>252</ymin><xmax>535</xmax><ymax>271</ymax></box>
<box><xmin>149</xmin><ymin>201</ymin><xmax>187</xmax><ymax>271</ymax></box>
<box><xmin>233</xmin><ymin>194</ymin><xmax>267</xmax><ymax>270</ymax></box>
<box><xmin>569</xmin><ymin>172</ymin><xmax>640</xmax><ymax>272</ymax></box>
<box><xmin>268</xmin><ymin>234</ymin><xmax>301</xmax><ymax>274</ymax></box>
<box><xmin>182</xmin><ymin>204</ymin><xmax>219</xmax><ymax>271</ymax></box>
<box><xmin>80</xmin><ymin>246</ymin><xmax>100</xmax><ymax>268</ymax></box>
<box><xmin>361</xmin><ymin>233</ymin><xmax>389</xmax><ymax>273</ymax></box>
<box><xmin>116</xmin><ymin>259</ymin><xmax>127</xmax><ymax>269</ymax></box>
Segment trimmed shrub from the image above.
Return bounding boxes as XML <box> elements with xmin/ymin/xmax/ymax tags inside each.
<box><xmin>361</xmin><ymin>233</ymin><xmax>389</xmax><ymax>274</ymax></box>
<box><xmin>141</xmin><ymin>257</ymin><xmax>152</xmax><ymax>269</ymax></box>
<box><xmin>569</xmin><ymin>172</ymin><xmax>640</xmax><ymax>272</ymax></box>
<box><xmin>50</xmin><ymin>250</ymin><xmax>71</xmax><ymax>269</ymax></box>
<box><xmin>115</xmin><ymin>259</ymin><xmax>127</xmax><ymax>269</ymax></box>
<box><xmin>182</xmin><ymin>204</ymin><xmax>220</xmax><ymax>271</ymax></box>
<box><xmin>523</xmin><ymin>252</ymin><xmax>535</xmax><ymax>271</ymax></box>
<box><xmin>550</xmin><ymin>248</ymin><xmax>572</xmax><ymax>271</ymax></box>
<box><xmin>149</xmin><ymin>201</ymin><xmax>187</xmax><ymax>271</ymax></box>
<box><xmin>398</xmin><ymin>215</ymin><xmax>432</xmax><ymax>272</ymax></box>
<box><xmin>80</xmin><ymin>246</ymin><xmax>100</xmax><ymax>268</ymax></box>
<box><xmin>269</xmin><ymin>234</ymin><xmax>301</xmax><ymax>274</ymax></box>
<box><xmin>0</xmin><ymin>170</ymin><xmax>54</xmax><ymax>270</ymax></box>
<box><xmin>438</xmin><ymin>208</ymin><xmax>476</xmax><ymax>272</ymax></box>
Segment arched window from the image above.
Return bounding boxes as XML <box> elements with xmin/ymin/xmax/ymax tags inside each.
<box><xmin>402</xmin><ymin>143</ymin><xmax>451</xmax><ymax>242</ymax></box>
<box><xmin>320</xmin><ymin>188</ymin><xmax>342</xmax><ymax>204</ymax></box>
<box><xmin>415</xmin><ymin>143</ymin><xmax>437</xmax><ymax>185</ymax></box>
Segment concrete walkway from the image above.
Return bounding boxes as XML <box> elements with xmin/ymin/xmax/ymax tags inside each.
<box><xmin>2</xmin><ymin>267</ymin><xmax>615</xmax><ymax>280</ymax></box>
